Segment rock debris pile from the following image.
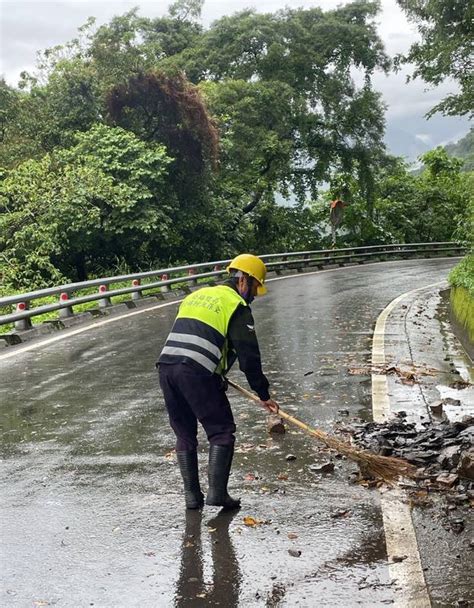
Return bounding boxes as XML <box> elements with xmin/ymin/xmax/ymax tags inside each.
<box><xmin>343</xmin><ymin>415</ymin><xmax>474</xmax><ymax>497</ymax></box>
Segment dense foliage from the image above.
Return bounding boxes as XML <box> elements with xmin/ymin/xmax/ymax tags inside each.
<box><xmin>0</xmin><ymin>0</ymin><xmax>472</xmax><ymax>292</ymax></box>
<box><xmin>449</xmin><ymin>255</ymin><xmax>474</xmax><ymax>297</ymax></box>
<box><xmin>396</xmin><ymin>0</ymin><xmax>473</xmax><ymax>117</ymax></box>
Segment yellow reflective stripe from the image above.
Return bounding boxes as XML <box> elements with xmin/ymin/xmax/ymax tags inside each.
<box><xmin>168</xmin><ymin>332</ymin><xmax>221</xmax><ymax>359</ymax></box>
<box><xmin>160</xmin><ymin>346</ymin><xmax>216</xmax><ymax>373</ymax></box>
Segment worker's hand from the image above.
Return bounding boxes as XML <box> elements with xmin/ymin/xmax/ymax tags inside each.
<box><xmin>261</xmin><ymin>398</ymin><xmax>279</xmax><ymax>414</ymax></box>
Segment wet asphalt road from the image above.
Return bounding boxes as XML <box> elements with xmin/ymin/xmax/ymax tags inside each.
<box><xmin>0</xmin><ymin>258</ymin><xmax>462</xmax><ymax>607</ymax></box>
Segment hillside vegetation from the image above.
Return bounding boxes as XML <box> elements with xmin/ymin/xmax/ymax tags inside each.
<box><xmin>0</xmin><ymin>0</ymin><xmax>472</xmax><ymax>294</ymax></box>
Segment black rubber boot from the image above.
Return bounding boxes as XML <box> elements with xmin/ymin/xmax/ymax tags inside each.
<box><xmin>206</xmin><ymin>445</ymin><xmax>241</xmax><ymax>510</ymax></box>
<box><xmin>176</xmin><ymin>451</ymin><xmax>204</xmax><ymax>509</ymax></box>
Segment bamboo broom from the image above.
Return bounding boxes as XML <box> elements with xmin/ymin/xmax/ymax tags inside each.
<box><xmin>228</xmin><ymin>379</ymin><xmax>416</xmax><ymax>484</ymax></box>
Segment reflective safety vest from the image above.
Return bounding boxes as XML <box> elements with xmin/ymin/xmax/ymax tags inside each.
<box><xmin>159</xmin><ymin>285</ymin><xmax>247</xmax><ymax>374</ymax></box>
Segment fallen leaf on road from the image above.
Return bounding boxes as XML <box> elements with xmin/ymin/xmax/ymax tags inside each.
<box><xmin>278</xmin><ymin>473</ymin><xmax>288</xmax><ymax>481</ymax></box>
<box><xmin>243</xmin><ymin>516</ymin><xmax>265</xmax><ymax>527</ymax></box>
<box><xmin>287</xmin><ymin>533</ymin><xmax>298</xmax><ymax>540</ymax></box>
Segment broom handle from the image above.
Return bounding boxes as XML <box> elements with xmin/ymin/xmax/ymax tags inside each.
<box><xmin>227</xmin><ymin>378</ymin><xmax>322</xmax><ymax>440</ymax></box>
<box><xmin>227</xmin><ymin>380</ymin><xmax>414</xmax><ymax>483</ymax></box>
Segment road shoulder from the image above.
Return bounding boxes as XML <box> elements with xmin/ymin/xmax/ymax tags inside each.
<box><xmin>372</xmin><ymin>281</ymin><xmax>473</xmax><ymax>608</ymax></box>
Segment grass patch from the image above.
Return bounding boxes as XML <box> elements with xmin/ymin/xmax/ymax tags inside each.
<box><xmin>448</xmin><ymin>254</ymin><xmax>474</xmax><ymax>297</ymax></box>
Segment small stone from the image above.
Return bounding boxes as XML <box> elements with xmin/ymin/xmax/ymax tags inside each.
<box><xmin>288</xmin><ymin>549</ymin><xmax>302</xmax><ymax>558</ymax></box>
<box><xmin>450</xmin><ymin>519</ymin><xmax>465</xmax><ymax>534</ymax></box>
<box><xmin>286</xmin><ymin>454</ymin><xmax>297</xmax><ymax>461</ymax></box>
<box><xmin>338</xmin><ymin>409</ymin><xmax>350</xmax><ymax>416</ymax></box>
<box><xmin>435</xmin><ymin>472</ymin><xmax>458</xmax><ymax>487</ymax></box>
<box><xmin>457</xmin><ymin>451</ymin><xmax>474</xmax><ymax>481</ymax></box>
<box><xmin>267</xmin><ymin>415</ymin><xmax>286</xmax><ymax>435</ymax></box>
<box><xmin>310</xmin><ymin>462</ymin><xmax>335</xmax><ymax>474</ymax></box>
<box><xmin>437</xmin><ymin>445</ymin><xmax>462</xmax><ymax>469</ymax></box>
<box><xmin>391</xmin><ymin>555</ymin><xmax>407</xmax><ymax>563</ymax></box>
<box><xmin>444</xmin><ymin>397</ymin><xmax>461</xmax><ymax>407</ymax></box>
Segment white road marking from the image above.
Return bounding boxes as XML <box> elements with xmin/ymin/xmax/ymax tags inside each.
<box><xmin>372</xmin><ymin>281</ymin><xmax>444</xmax><ymax>608</ymax></box>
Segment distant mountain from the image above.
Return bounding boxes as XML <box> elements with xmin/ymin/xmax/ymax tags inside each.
<box><xmin>445</xmin><ymin>128</ymin><xmax>474</xmax><ymax>171</ymax></box>
<box><xmin>384</xmin><ymin>114</ymin><xmax>471</xmax><ymax>163</ymax></box>
<box><xmin>385</xmin><ymin>125</ymin><xmax>429</xmax><ymax>161</ymax></box>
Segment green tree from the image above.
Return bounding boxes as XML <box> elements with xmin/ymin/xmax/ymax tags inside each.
<box><xmin>0</xmin><ymin>125</ymin><xmax>172</xmax><ymax>288</ymax></box>
<box><xmin>0</xmin><ymin>1</ymin><xmax>396</xmax><ymax>282</ymax></box>
<box><xmin>178</xmin><ymin>2</ymin><xmax>389</xmax><ymax>217</ymax></box>
<box><xmin>375</xmin><ymin>148</ymin><xmax>471</xmax><ymax>243</ymax></box>
<box><xmin>311</xmin><ymin>148</ymin><xmax>473</xmax><ymax>247</ymax></box>
<box><xmin>396</xmin><ymin>0</ymin><xmax>473</xmax><ymax>117</ymax></box>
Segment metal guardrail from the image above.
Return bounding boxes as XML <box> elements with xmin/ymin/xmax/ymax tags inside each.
<box><xmin>0</xmin><ymin>242</ymin><xmax>465</xmax><ymax>331</ymax></box>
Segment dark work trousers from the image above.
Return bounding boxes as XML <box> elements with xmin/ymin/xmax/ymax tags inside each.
<box><xmin>159</xmin><ymin>363</ymin><xmax>236</xmax><ymax>452</ymax></box>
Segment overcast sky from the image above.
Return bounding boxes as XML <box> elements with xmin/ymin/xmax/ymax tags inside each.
<box><xmin>0</xmin><ymin>0</ymin><xmax>470</xmax><ymax>159</ymax></box>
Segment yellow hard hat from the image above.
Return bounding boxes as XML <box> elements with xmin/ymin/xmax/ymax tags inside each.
<box><xmin>227</xmin><ymin>253</ymin><xmax>267</xmax><ymax>295</ymax></box>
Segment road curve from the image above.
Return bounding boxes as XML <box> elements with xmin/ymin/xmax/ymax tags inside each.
<box><xmin>0</xmin><ymin>258</ymin><xmax>460</xmax><ymax>607</ymax></box>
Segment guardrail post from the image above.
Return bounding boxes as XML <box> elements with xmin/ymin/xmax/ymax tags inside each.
<box><xmin>14</xmin><ymin>302</ymin><xmax>32</xmax><ymax>331</ymax></box>
<box><xmin>161</xmin><ymin>273</ymin><xmax>170</xmax><ymax>293</ymax></box>
<box><xmin>59</xmin><ymin>292</ymin><xmax>74</xmax><ymax>318</ymax></box>
<box><xmin>131</xmin><ymin>279</ymin><xmax>142</xmax><ymax>300</ymax></box>
<box><xmin>98</xmin><ymin>284</ymin><xmax>112</xmax><ymax>308</ymax></box>
<box><xmin>275</xmin><ymin>256</ymin><xmax>286</xmax><ymax>275</ymax></box>
<box><xmin>188</xmin><ymin>268</ymin><xmax>197</xmax><ymax>287</ymax></box>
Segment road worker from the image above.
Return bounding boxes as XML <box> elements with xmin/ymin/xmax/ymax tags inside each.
<box><xmin>157</xmin><ymin>254</ymin><xmax>279</xmax><ymax>510</ymax></box>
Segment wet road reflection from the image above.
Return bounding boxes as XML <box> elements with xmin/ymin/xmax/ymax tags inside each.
<box><xmin>176</xmin><ymin>509</ymin><xmax>241</xmax><ymax>607</ymax></box>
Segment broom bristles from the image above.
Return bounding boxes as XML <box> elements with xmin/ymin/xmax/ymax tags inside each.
<box><xmin>300</xmin><ymin>420</ymin><xmax>417</xmax><ymax>483</ymax></box>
